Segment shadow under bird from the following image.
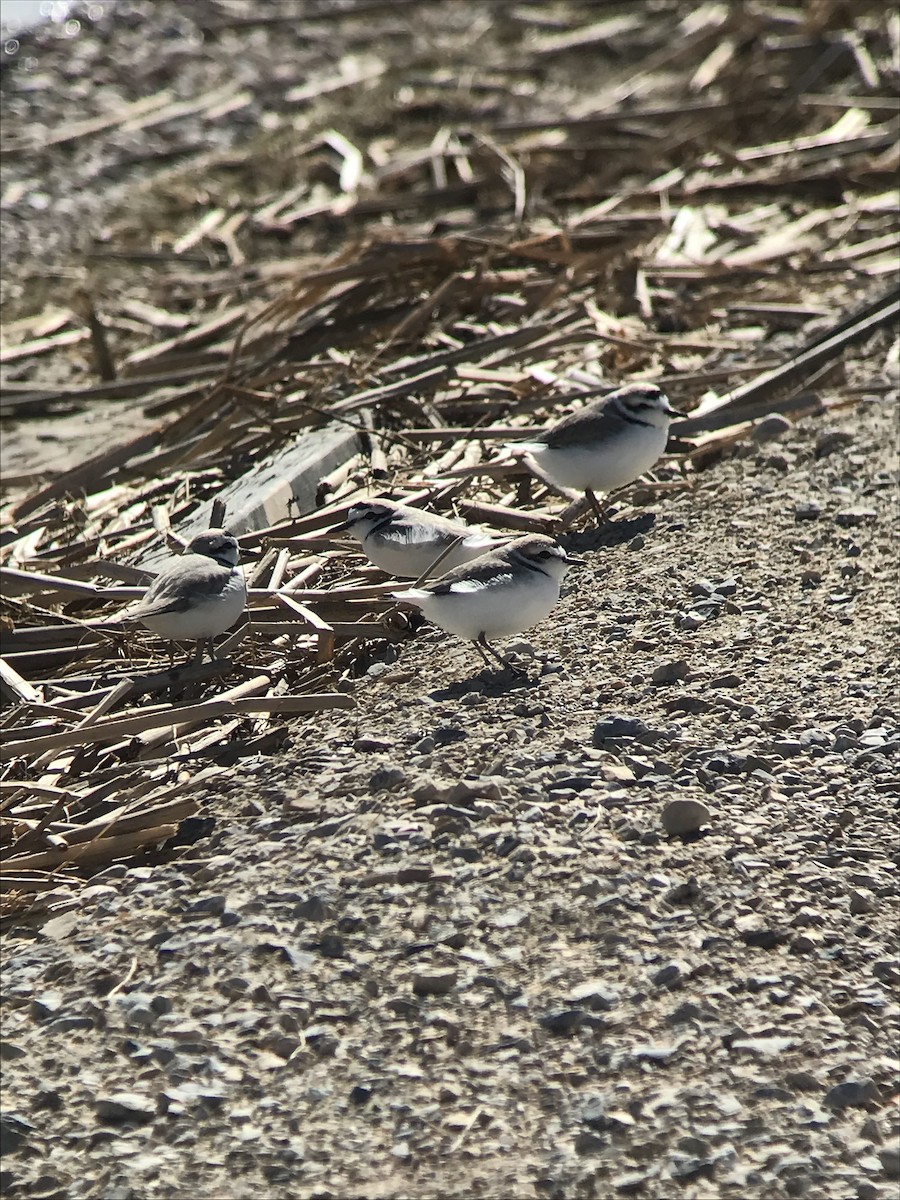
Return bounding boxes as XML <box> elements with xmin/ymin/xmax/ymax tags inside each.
<box><xmin>335</xmin><ymin>498</ymin><xmax>500</xmax><ymax>579</ymax></box>
<box><xmin>392</xmin><ymin>534</ymin><xmax>582</xmax><ymax>673</ymax></box>
<box><xmin>116</xmin><ymin>528</ymin><xmax>247</xmax><ymax>661</ymax></box>
<box><xmin>507</xmin><ymin>382</ymin><xmax>684</xmax><ymax>521</ymax></box>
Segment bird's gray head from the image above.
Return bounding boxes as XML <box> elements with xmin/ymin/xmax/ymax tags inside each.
<box><xmin>336</xmin><ymin>499</ymin><xmax>401</xmax><ymax>540</ymax></box>
<box><xmin>614</xmin><ymin>382</ymin><xmax>684</xmax><ymax>426</ymax></box>
<box><xmin>186</xmin><ymin>528</ymin><xmax>240</xmax><ymax>567</ymax></box>
<box><xmin>510</xmin><ymin>534</ymin><xmax>583</xmax><ymax>580</ymax></box>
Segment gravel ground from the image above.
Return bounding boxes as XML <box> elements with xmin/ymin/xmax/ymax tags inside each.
<box><xmin>3</xmin><ymin>366</ymin><xmax>898</xmax><ymax>1200</ymax></box>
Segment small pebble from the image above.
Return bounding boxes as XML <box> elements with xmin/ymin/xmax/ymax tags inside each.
<box><xmin>823</xmin><ymin>1079</ymin><xmax>877</xmax><ymax>1110</ymax></box>
<box><xmin>794</xmin><ymin>500</ymin><xmax>822</xmax><ymax>520</ymax></box>
<box><xmin>566</xmin><ymin>981</ymin><xmax>619</xmax><ymax>1011</ymax></box>
<box><xmin>651</xmin><ymin>961</ymin><xmax>686</xmax><ymax>988</ymax></box>
<box><xmin>661</xmin><ymin>799</ymin><xmax>710</xmax><ymax>836</ymax></box>
<box><xmin>849</xmin><ymin>888</ymin><xmax>876</xmax><ymax>916</ymax></box>
<box><xmin>835</xmin><ymin>507</ymin><xmax>877</xmax><ymax>527</ymax></box>
<box><xmin>539</xmin><ymin>1008</ymin><xmax>586</xmax><ymax>1035</ymax></box>
<box><xmin>412</xmin><ymin>970</ymin><xmax>457</xmax><ymax>997</ymax></box>
<box><xmin>651</xmin><ymin>660</ymin><xmax>690</xmax><ymax>685</ymax></box>
<box><xmin>679</xmin><ymin>612</ymin><xmax>705</xmax><ymax>630</ymax></box>
<box><xmin>752</xmin><ymin>414</ymin><xmax>793</xmax><ymax>442</ymax></box>
<box><xmin>95</xmin><ymin>1093</ymin><xmax>157</xmax><ymax>1122</ymax></box>
<box><xmin>879</xmin><ymin>1141</ymin><xmax>900</xmax><ymax>1179</ymax></box>
<box><xmin>592</xmin><ymin>715</ymin><xmax>650</xmax><ymax>743</ymax></box>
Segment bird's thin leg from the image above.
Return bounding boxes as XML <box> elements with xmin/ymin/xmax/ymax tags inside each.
<box><xmin>475</xmin><ymin>634</ymin><xmax>525</xmax><ymax>676</ymax></box>
<box><xmin>472</xmin><ymin>636</ymin><xmax>497</xmax><ymax>669</ymax></box>
<box><xmin>585</xmin><ymin>489</ymin><xmax>608</xmax><ymax>524</ymax></box>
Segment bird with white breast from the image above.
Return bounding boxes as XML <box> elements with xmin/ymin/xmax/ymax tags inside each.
<box><xmin>393</xmin><ymin>534</ymin><xmax>581</xmax><ymax>674</ymax></box>
<box><xmin>335</xmin><ymin>498</ymin><xmax>499</xmax><ymax>579</ymax></box>
<box><xmin>116</xmin><ymin>528</ymin><xmax>247</xmax><ymax>662</ymax></box>
<box><xmin>507</xmin><ymin>381</ymin><xmax>684</xmax><ymax>522</ymax></box>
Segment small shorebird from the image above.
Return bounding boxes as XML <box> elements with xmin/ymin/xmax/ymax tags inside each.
<box><xmin>507</xmin><ymin>382</ymin><xmax>684</xmax><ymax>521</ymax></box>
<box><xmin>117</xmin><ymin>528</ymin><xmax>246</xmax><ymax>661</ymax></box>
<box><xmin>336</xmin><ymin>498</ymin><xmax>499</xmax><ymax>579</ymax></box>
<box><xmin>393</xmin><ymin>534</ymin><xmax>581</xmax><ymax>673</ymax></box>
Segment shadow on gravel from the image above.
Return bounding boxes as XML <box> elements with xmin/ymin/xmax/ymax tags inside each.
<box><xmin>560</xmin><ymin>511</ymin><xmax>656</xmax><ymax>553</ymax></box>
<box><xmin>428</xmin><ymin>668</ymin><xmax>538</xmax><ymax>702</ymax></box>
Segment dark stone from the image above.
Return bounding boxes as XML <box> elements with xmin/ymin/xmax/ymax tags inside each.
<box><xmin>30</xmin><ymin>992</ymin><xmax>63</xmax><ymax>1021</ymax></box>
<box><xmin>667</xmin><ymin>1001</ymin><xmax>702</xmax><ymax>1024</ymax></box>
<box><xmin>185</xmin><ymin>895</ymin><xmax>226</xmax><ymax>917</ymax></box>
<box><xmin>650</xmin><ymin>660</ymin><xmax>690</xmax><ymax>685</ymax></box>
<box><xmin>354</xmin><ymin>737</ymin><xmax>392</xmax><ymax>752</ymax></box>
<box><xmin>292</xmin><ymin>894</ymin><xmax>333</xmax><ymax>921</ymax></box>
<box><xmin>593</xmin><ymin>715</ymin><xmax>650</xmax><ymax>744</ymax></box>
<box><xmin>548</xmin><ymin>775</ymin><xmax>598</xmax><ymax>793</ymax></box>
<box><xmin>318</xmin><ymin>935</ymin><xmax>345</xmax><ymax>959</ymax></box>
<box><xmin>671</xmin><ymin>1156</ymin><xmax>716</xmax><ymax>1182</ymax></box>
<box><xmin>705</xmin><ymin>752</ymin><xmax>746</xmax><ymax>774</ymax></box>
<box><xmin>432</xmin><ymin>725</ymin><xmax>467</xmax><ymax>746</ymax></box>
<box><xmin>369</xmin><ymin>766</ymin><xmax>407</xmax><ymax>793</ymax></box>
<box><xmin>794</xmin><ymin>500</ymin><xmax>822</xmax><ymax>520</ymax></box>
<box><xmin>651</xmin><ymin>961</ymin><xmax>685</xmax><ymax>989</ymax></box>
<box><xmin>167</xmin><ymin>816</ymin><xmax>216</xmax><ymax>847</ymax></box>
<box><xmin>45</xmin><ymin>1015</ymin><xmax>94</xmax><ymax>1034</ymax></box>
<box><xmin>539</xmin><ymin>1008</ymin><xmax>586</xmax><ymax>1035</ymax></box>
<box><xmin>824</xmin><ymin>1079</ymin><xmax>878</xmax><ymax>1110</ymax></box>
<box><xmin>0</xmin><ymin>1114</ymin><xmax>34</xmax><ymax>1155</ymax></box>
<box><xmin>740</xmin><ymin>926</ymin><xmax>788</xmax><ymax>949</ymax></box>
<box><xmin>574</xmin><ymin>1130</ymin><xmax>607</xmax><ymax>1155</ymax></box>
<box><xmin>94</xmin><ymin>1093</ymin><xmax>156</xmax><ymax>1123</ymax></box>
<box><xmin>835</xmin><ymin>507</ymin><xmax>877</xmax><ymax>527</ymax></box>
<box><xmin>566</xmin><ymin>982</ymin><xmax>619</xmax><ymax>1012</ymax></box>
<box><xmin>580</xmin><ymin>1095</ymin><xmax>612</xmax><ymax>1129</ymax></box>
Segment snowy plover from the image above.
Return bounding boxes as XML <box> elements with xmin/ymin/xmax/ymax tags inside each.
<box><xmin>335</xmin><ymin>498</ymin><xmax>499</xmax><ymax>579</ymax></box>
<box><xmin>507</xmin><ymin>382</ymin><xmax>684</xmax><ymax>520</ymax></box>
<box><xmin>118</xmin><ymin>529</ymin><xmax>246</xmax><ymax>661</ymax></box>
<box><xmin>393</xmin><ymin>534</ymin><xmax>581</xmax><ymax>672</ymax></box>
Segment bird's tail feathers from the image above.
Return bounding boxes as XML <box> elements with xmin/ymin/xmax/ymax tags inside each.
<box><xmin>393</xmin><ymin>589</ymin><xmax>429</xmax><ymax>603</ymax></box>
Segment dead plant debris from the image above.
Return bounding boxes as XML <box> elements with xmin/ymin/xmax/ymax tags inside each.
<box><xmin>1</xmin><ymin>0</ymin><xmax>898</xmax><ymax>909</ymax></box>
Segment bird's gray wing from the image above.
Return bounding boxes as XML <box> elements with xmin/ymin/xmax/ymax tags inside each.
<box><xmin>426</xmin><ymin>551</ymin><xmax>513</xmax><ymax>595</ymax></box>
<box><xmin>541</xmin><ymin>396</ymin><xmax>633</xmax><ymax>449</ymax></box>
<box><xmin>122</xmin><ymin>556</ymin><xmax>232</xmax><ymax>619</ymax></box>
<box><xmin>379</xmin><ymin>518</ymin><xmax>456</xmax><ymax>552</ymax></box>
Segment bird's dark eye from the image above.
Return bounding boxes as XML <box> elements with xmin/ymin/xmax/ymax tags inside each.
<box><xmin>537</xmin><ymin>550</ymin><xmax>553</xmax><ymax>559</ymax></box>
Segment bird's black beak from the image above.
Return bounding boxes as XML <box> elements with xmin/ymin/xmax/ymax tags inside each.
<box><xmin>563</xmin><ymin>553</ymin><xmax>586</xmax><ymax>566</ymax></box>
<box><xmin>664</xmin><ymin>401</ymin><xmax>688</xmax><ymax>419</ymax></box>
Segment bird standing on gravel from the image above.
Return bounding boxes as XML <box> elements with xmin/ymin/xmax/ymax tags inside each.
<box><xmin>507</xmin><ymin>381</ymin><xmax>684</xmax><ymax>521</ymax></box>
<box><xmin>116</xmin><ymin>528</ymin><xmax>246</xmax><ymax>662</ymax></box>
<box><xmin>335</xmin><ymin>498</ymin><xmax>499</xmax><ymax>579</ymax></box>
<box><xmin>392</xmin><ymin>534</ymin><xmax>581</xmax><ymax>673</ymax></box>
